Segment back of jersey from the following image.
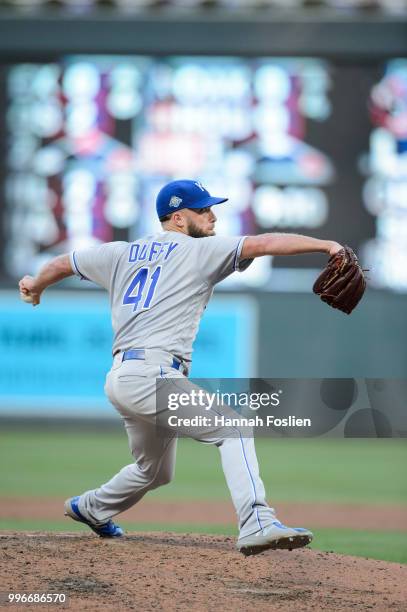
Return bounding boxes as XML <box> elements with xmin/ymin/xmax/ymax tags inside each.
<box><xmin>70</xmin><ymin>231</ymin><xmax>249</xmax><ymax>362</ymax></box>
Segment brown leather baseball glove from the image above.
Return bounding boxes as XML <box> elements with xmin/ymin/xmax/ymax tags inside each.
<box><xmin>313</xmin><ymin>245</ymin><xmax>366</xmax><ymax>315</ymax></box>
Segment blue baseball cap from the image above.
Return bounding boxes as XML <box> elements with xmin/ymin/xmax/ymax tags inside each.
<box><xmin>156</xmin><ymin>179</ymin><xmax>228</xmax><ymax>220</ymax></box>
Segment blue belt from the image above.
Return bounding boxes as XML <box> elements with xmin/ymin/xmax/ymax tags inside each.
<box><xmin>122</xmin><ymin>349</ymin><xmax>184</xmax><ymax>372</ymax></box>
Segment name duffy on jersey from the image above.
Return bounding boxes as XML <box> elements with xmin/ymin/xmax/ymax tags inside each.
<box><xmin>128</xmin><ymin>240</ymin><xmax>178</xmax><ymax>264</ymax></box>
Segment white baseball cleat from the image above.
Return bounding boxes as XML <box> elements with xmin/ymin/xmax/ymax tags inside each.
<box><xmin>236</xmin><ymin>520</ymin><xmax>313</xmax><ymax>557</ymax></box>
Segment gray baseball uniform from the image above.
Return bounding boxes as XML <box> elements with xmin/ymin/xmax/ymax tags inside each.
<box><xmin>69</xmin><ymin>231</ymin><xmax>276</xmax><ymax>538</ymax></box>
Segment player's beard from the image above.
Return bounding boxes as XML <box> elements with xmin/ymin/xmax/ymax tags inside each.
<box><xmin>186</xmin><ymin>218</ymin><xmax>214</xmax><ymax>238</ymax></box>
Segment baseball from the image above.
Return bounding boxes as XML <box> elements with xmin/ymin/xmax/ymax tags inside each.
<box><xmin>20</xmin><ymin>292</ymin><xmax>34</xmax><ymax>304</ymax></box>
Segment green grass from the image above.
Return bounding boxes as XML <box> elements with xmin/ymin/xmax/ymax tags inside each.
<box><xmin>0</xmin><ymin>519</ymin><xmax>405</xmax><ymax>565</ymax></box>
<box><xmin>0</xmin><ymin>431</ymin><xmax>406</xmax><ymax>505</ymax></box>
<box><xmin>1</xmin><ymin>429</ymin><xmax>406</xmax><ymax>564</ymax></box>
<box><xmin>309</xmin><ymin>528</ymin><xmax>407</xmax><ymax>565</ymax></box>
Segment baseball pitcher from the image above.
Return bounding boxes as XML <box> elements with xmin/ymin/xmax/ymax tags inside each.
<box><xmin>19</xmin><ymin>179</ymin><xmax>343</xmax><ymax>556</ymax></box>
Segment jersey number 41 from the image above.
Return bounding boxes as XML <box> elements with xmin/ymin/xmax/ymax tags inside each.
<box><xmin>122</xmin><ymin>266</ymin><xmax>162</xmax><ymax>312</ymax></box>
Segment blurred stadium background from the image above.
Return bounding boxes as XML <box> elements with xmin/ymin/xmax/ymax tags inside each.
<box><xmin>0</xmin><ymin>0</ymin><xmax>406</xmax><ymax>563</ymax></box>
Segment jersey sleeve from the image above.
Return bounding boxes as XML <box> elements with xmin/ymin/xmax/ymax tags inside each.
<box><xmin>197</xmin><ymin>235</ymin><xmax>253</xmax><ymax>285</ymax></box>
<box><xmin>69</xmin><ymin>242</ymin><xmax>127</xmax><ymax>290</ymax></box>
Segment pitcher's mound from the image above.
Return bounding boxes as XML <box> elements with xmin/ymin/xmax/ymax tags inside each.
<box><xmin>0</xmin><ymin>532</ymin><xmax>406</xmax><ymax>611</ymax></box>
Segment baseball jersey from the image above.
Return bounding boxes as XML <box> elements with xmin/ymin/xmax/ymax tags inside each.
<box><xmin>70</xmin><ymin>231</ymin><xmax>251</xmax><ymax>363</ymax></box>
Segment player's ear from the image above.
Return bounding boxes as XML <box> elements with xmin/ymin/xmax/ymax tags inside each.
<box><xmin>173</xmin><ymin>211</ymin><xmax>186</xmax><ymax>228</ymax></box>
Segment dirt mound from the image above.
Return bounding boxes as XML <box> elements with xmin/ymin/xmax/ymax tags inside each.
<box><xmin>0</xmin><ymin>532</ymin><xmax>406</xmax><ymax>611</ymax></box>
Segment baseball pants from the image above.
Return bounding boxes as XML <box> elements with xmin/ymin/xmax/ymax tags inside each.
<box><xmin>77</xmin><ymin>351</ymin><xmax>276</xmax><ymax>538</ymax></box>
